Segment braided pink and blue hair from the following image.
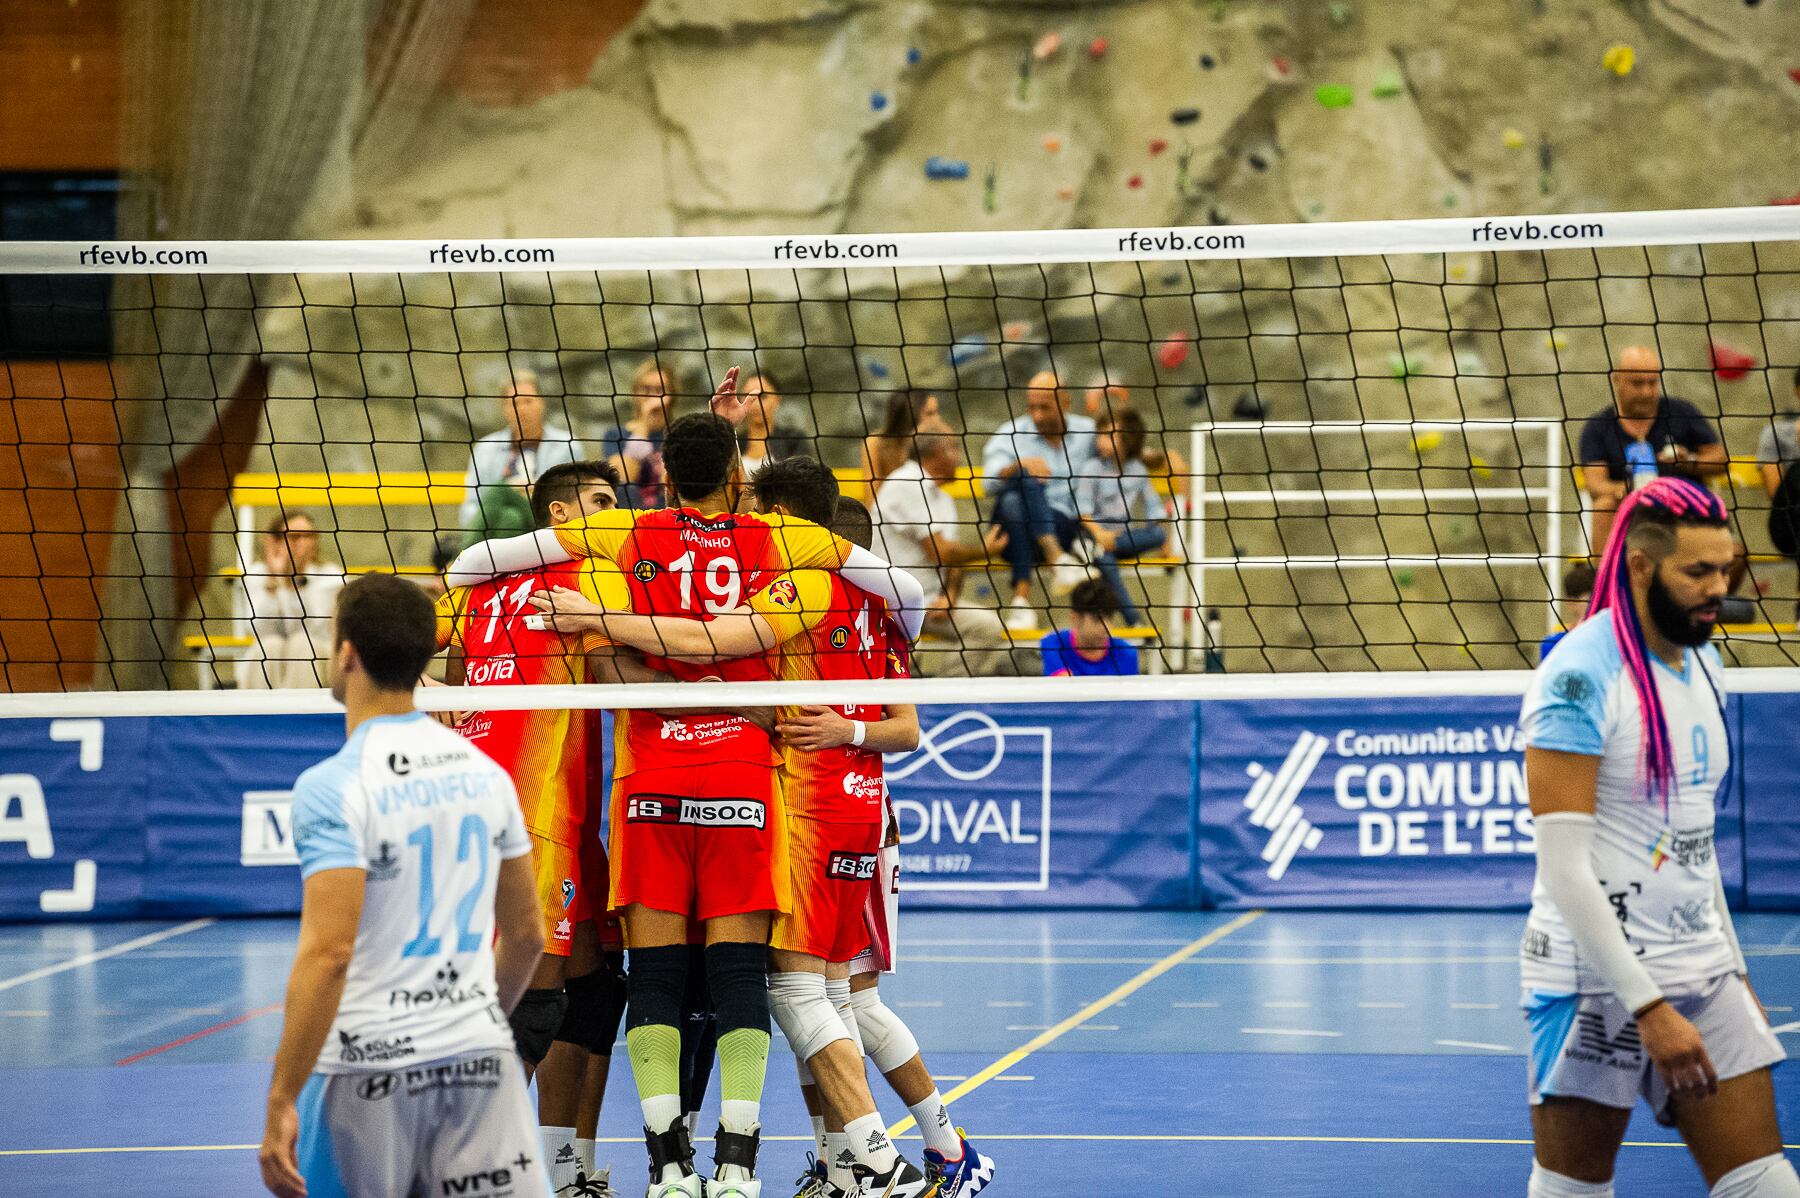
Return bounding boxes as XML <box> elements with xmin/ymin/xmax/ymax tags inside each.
<box><xmin>1584</xmin><ymin>475</ymin><xmax>1728</xmax><ymax>809</ymax></box>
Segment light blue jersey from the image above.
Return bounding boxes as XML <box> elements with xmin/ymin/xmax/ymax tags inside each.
<box><xmin>1518</xmin><ymin>617</ymin><xmax>1734</xmax><ymax>996</ymax></box>
<box><xmin>292</xmin><ymin>712</ymin><xmax>531</xmax><ymax>1074</ymax></box>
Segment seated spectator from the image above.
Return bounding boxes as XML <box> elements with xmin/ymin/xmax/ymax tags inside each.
<box><xmin>1579</xmin><ymin>345</ymin><xmax>1743</xmax><ymax>588</ymax></box>
<box><xmin>599</xmin><ymin>358</ymin><xmax>676</xmax><ymax>508</ymax></box>
<box><xmin>981</xmin><ymin>370</ymin><xmax>1096</xmax><ymax>628</ymax></box>
<box><xmin>1538</xmin><ymin>560</ymin><xmax>1597</xmax><ymax>661</ymax></box>
<box><xmin>872</xmin><ymin>431</ymin><xmax>1013</xmax><ymax>676</ymax></box>
<box><xmin>1076</xmin><ymin>407</ymin><xmax>1171</xmax><ymax>626</ymax></box>
<box><xmin>737</xmin><ymin>372</ymin><xmax>811</xmax><ymax>475</ymax></box>
<box><xmin>236</xmin><ymin>509</ymin><xmax>344</xmax><ymax>689</ymax></box>
<box><xmin>458</xmin><ymin>367</ymin><xmax>580</xmax><ymax>541</ymax></box>
<box><xmin>1759</xmin><ymin>366</ymin><xmax>1800</xmax><ymax>614</ymax></box>
<box><xmin>860</xmin><ymin>391</ymin><xmax>944</xmax><ymax>497</ymax></box>
<box><xmin>1041</xmin><ymin>579</ymin><xmax>1139</xmax><ymax>676</ymax></box>
<box><xmin>1083</xmin><ymin>378</ymin><xmax>1191</xmax><ymax>498</ymax></box>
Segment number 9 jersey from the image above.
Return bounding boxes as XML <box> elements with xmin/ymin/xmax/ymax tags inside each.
<box><xmin>290</xmin><ymin>712</ymin><xmax>532</xmax><ymax>1073</ymax></box>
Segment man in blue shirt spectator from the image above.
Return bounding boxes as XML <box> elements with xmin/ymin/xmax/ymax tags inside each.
<box><xmin>1040</xmin><ymin>578</ymin><xmax>1139</xmax><ymax>676</ymax></box>
<box><xmin>981</xmin><ymin>371</ymin><xmax>1097</xmax><ymax>629</ymax></box>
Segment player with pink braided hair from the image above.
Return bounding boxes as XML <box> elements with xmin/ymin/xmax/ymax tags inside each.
<box><xmin>1515</xmin><ymin>475</ymin><xmax>1794</xmax><ymax>1198</ymax></box>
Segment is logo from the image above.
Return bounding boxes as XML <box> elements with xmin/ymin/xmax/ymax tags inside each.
<box><xmin>826</xmin><ymin>851</ymin><xmax>879</xmax><ymax>881</ymax></box>
<box><xmin>626</xmin><ymin>795</ymin><xmax>765</xmax><ymax>829</ymax></box>
<box><xmin>1239</xmin><ymin>731</ymin><xmax>1329</xmax><ymax>881</ymax></box>
<box><xmin>765</xmin><ymin>577</ymin><xmax>799</xmax><ymax>608</ymax></box>
<box><xmin>633</xmin><ymin>559</ymin><xmax>659</xmax><ymax>583</ymax></box>
<box><xmin>829</xmin><ymin>626</ymin><xmax>849</xmax><ymax>649</ymax></box>
<box><xmin>367</xmin><ymin>840</ymin><xmax>402</xmax><ymax>882</ymax></box>
<box><xmin>356</xmin><ymin>1073</ymin><xmax>398</xmax><ymax>1101</ymax></box>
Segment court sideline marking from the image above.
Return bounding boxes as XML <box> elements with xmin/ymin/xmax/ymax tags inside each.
<box><xmin>886</xmin><ymin>909</ymin><xmax>1265</xmax><ymax>1137</ymax></box>
<box><xmin>0</xmin><ymin>920</ymin><xmax>215</xmax><ymax>994</ymax></box>
<box><xmin>115</xmin><ymin>1003</ymin><xmax>285</xmax><ymax>1066</ymax></box>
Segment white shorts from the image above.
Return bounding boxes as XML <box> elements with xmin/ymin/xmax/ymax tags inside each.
<box><xmin>1524</xmin><ymin>973</ymin><xmax>1786</xmax><ymax>1125</ymax></box>
<box><xmin>849</xmin><ymin>843</ymin><xmax>901</xmax><ymax>977</ymax></box>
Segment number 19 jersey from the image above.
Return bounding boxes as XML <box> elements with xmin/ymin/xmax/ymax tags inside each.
<box><xmin>291</xmin><ymin>713</ymin><xmax>532</xmax><ymax>1073</ymax></box>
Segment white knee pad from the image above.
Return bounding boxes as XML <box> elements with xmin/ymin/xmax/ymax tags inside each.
<box><xmin>847</xmin><ymin>986</ymin><xmax>919</xmax><ymax>1075</ymax></box>
<box><xmin>1528</xmin><ymin>1161</ymin><xmax>1613</xmax><ymax>1198</ymax></box>
<box><xmin>769</xmin><ymin>971</ymin><xmax>851</xmax><ymax>1065</ymax></box>
<box><xmin>1712</xmin><ymin>1153</ymin><xmax>1800</xmax><ymax>1198</ymax></box>
<box><xmin>824</xmin><ymin>978</ymin><xmax>865</xmax><ymax>1056</ymax></box>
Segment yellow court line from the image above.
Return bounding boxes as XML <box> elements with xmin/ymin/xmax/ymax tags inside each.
<box><xmin>18</xmin><ymin>1133</ymin><xmax>1796</xmax><ymax>1158</ymax></box>
<box><xmin>887</xmin><ymin>909</ymin><xmax>1266</xmax><ymax>1137</ymax></box>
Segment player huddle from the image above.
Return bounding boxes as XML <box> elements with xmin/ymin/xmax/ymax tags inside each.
<box><xmin>262</xmin><ymin>369</ymin><xmax>992</xmax><ymax>1198</ymax></box>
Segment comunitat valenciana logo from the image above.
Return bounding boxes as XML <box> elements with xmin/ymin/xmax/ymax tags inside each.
<box><xmin>1241</xmin><ymin>723</ymin><xmax>1534</xmax><ymax>880</ymax></box>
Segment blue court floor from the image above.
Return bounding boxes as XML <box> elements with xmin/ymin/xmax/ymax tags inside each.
<box><xmin>2</xmin><ymin>909</ymin><xmax>1797</xmax><ymax>1196</ymax></box>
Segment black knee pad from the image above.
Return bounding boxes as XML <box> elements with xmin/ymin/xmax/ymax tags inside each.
<box><xmin>703</xmin><ymin>941</ymin><xmax>769</xmax><ymax>1037</ymax></box>
<box><xmin>509</xmin><ymin>987</ymin><xmax>568</xmax><ymax>1066</ymax></box>
<box><xmin>556</xmin><ymin>953</ymin><xmax>628</xmax><ymax>1053</ymax></box>
<box><xmin>626</xmin><ymin>943</ymin><xmax>688</xmax><ymax>1033</ymax></box>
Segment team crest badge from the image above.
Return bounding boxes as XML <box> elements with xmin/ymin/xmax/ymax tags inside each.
<box><xmin>766</xmin><ymin>578</ymin><xmax>799</xmax><ymax>608</ymax></box>
<box><xmin>633</xmin><ymin>559</ymin><xmax>659</xmax><ymax>583</ymax></box>
<box><xmin>830</xmin><ymin>626</ymin><xmax>850</xmax><ymax>649</ymax></box>
<box><xmin>560</xmin><ymin>878</ymin><xmax>576</xmax><ymax>908</ymax></box>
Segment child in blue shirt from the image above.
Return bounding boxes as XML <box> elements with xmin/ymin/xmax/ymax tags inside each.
<box><xmin>1041</xmin><ymin>578</ymin><xmax>1140</xmax><ymax>676</ymax></box>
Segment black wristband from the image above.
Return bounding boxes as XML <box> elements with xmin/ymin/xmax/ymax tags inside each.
<box><xmin>1631</xmin><ymin>996</ymin><xmax>1666</xmax><ymax>1020</ymax></box>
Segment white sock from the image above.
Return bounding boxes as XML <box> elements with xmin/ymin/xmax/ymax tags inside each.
<box><xmin>1712</xmin><ymin>1153</ymin><xmax>1800</xmax><ymax>1198</ymax></box>
<box><xmin>825</xmin><ymin>1130</ymin><xmax>856</xmax><ymax>1190</ymax></box>
<box><xmin>576</xmin><ymin>1136</ymin><xmax>597</xmax><ymax>1176</ymax></box>
<box><xmin>683</xmin><ymin>1110</ymin><xmax>698</xmax><ymax>1140</ymax></box>
<box><xmin>639</xmin><ymin>1095</ymin><xmax>685</xmax><ymax>1182</ymax></box>
<box><xmin>844</xmin><ymin>1111</ymin><xmax>900</xmax><ymax>1175</ymax></box>
<box><xmin>908</xmin><ymin>1088</ymin><xmax>961</xmax><ymax>1159</ymax></box>
<box><xmin>1529</xmin><ymin>1160</ymin><xmax>1613</xmax><ymax>1197</ymax></box>
<box><xmin>715</xmin><ymin>1100</ymin><xmax>760</xmax><ymax>1182</ymax></box>
<box><xmin>809</xmin><ymin>1113</ymin><xmax>829</xmax><ymax>1163</ymax></box>
<box><xmin>541</xmin><ymin>1125</ymin><xmax>579</xmax><ymax>1190</ymax></box>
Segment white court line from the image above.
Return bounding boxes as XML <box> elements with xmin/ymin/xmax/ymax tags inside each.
<box><xmin>1078</xmin><ymin>1024</ymin><xmax>1120</xmax><ymax>1031</ymax></box>
<box><xmin>0</xmin><ymin>920</ymin><xmax>214</xmax><ymax>994</ymax></box>
<box><xmin>1771</xmin><ymin>1021</ymin><xmax>1800</xmax><ymax>1035</ymax></box>
<box><xmin>1004</xmin><ymin>1025</ymin><xmax>1051</xmax><ymax>1032</ymax></box>
<box><xmin>1435</xmin><ymin>1040</ymin><xmax>1516</xmax><ymax>1053</ymax></box>
<box><xmin>896</xmin><ymin>1001</ymin><xmax>943</xmax><ymax>1008</ymax></box>
<box><xmin>4</xmin><ymin>1010</ymin><xmax>49</xmax><ymax>1017</ymax></box>
<box><xmin>1172</xmin><ymin>1001</ymin><xmax>1220</xmax><ymax>1008</ymax></box>
<box><xmin>1767</xmin><ymin>1006</ymin><xmax>1794</xmax><ymax>1013</ymax></box>
<box><xmin>986</xmin><ymin>1001</ymin><xmax>1029</xmax><ymax>1008</ymax></box>
<box><xmin>1263</xmin><ymin>1001</ymin><xmax>1312</xmax><ymax>1009</ymax></box>
<box><xmin>1359</xmin><ymin>1002</ymin><xmax>1408</xmax><ymax>1009</ymax></box>
<box><xmin>1240</xmin><ymin>1027</ymin><xmax>1343</xmax><ymax>1038</ymax></box>
<box><xmin>1450</xmin><ymin>1002</ymin><xmax>1500</xmax><ymax>1010</ymax></box>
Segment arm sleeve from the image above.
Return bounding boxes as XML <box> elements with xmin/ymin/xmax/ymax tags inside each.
<box><xmin>839</xmin><ymin>544</ymin><xmax>927</xmax><ymax>640</ymax></box>
<box><xmin>445</xmin><ymin>528</ymin><xmax>571</xmax><ymax>588</ymax></box>
<box><xmin>1713</xmin><ymin>864</ymin><xmax>1749</xmax><ymax>977</ymax></box>
<box><xmin>747</xmin><ymin>570</ymin><xmax>833</xmax><ymax>644</ymax></box>
<box><xmin>1533</xmin><ymin>811</ymin><xmax>1662</xmax><ymax>1014</ymax></box>
<box><xmin>291</xmin><ymin>767</ymin><xmax>363</xmax><ymax>880</ymax></box>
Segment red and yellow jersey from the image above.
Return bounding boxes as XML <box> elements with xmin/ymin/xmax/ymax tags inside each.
<box><xmin>596</xmin><ymin>507</ymin><xmax>830</xmax><ymax>774</ymax></box>
<box><xmin>748</xmin><ymin>569</ymin><xmax>906</xmax><ymax>822</ymax></box>
<box><xmin>435</xmin><ymin>559</ymin><xmax>627</xmax><ymax>844</ymax></box>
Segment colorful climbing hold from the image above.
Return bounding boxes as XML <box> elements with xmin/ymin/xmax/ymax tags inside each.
<box><xmin>1443</xmin><ymin>192</ymin><xmax>1458</xmax><ymax>208</ymax></box>
<box><xmin>906</xmin><ymin>46</ymin><xmax>922</xmax><ymax>65</ymax></box>
<box><xmin>1149</xmin><ymin>138</ymin><xmax>1169</xmax><ymax>156</ymax></box>
<box><xmin>1171</xmin><ymin>107</ymin><xmax>1201</xmax><ymax>124</ymax></box>
<box><xmin>1771</xmin><ymin>190</ymin><xmax>1800</xmax><ymax>206</ymax></box>
<box><xmin>862</xmin><ymin>358</ymin><xmax>890</xmax><ymax>380</ymax></box>
<box><xmin>1394</xmin><ymin>568</ymin><xmax>1416</xmax><ymax>587</ymax></box>
<box><xmin>948</xmin><ymin>334</ymin><xmax>988</xmax><ymax>366</ymax></box>
<box><xmin>1602</xmin><ymin>43</ymin><xmax>1635</xmax><ymax>76</ymax></box>
<box><xmin>1127</xmin><ymin>173</ymin><xmax>1144</xmax><ymax>190</ymax></box>
<box><xmin>1315</xmin><ymin>83</ymin><xmax>1355</xmax><ymax>108</ymax></box>
<box><xmin>1032</xmin><ymin>31</ymin><xmax>1062</xmax><ymax>60</ymax></box>
<box><xmin>1370</xmin><ymin>70</ymin><xmax>1403</xmax><ymax>98</ymax></box>
<box><xmin>1710</xmin><ymin>341</ymin><xmax>1758</xmax><ymax>381</ymax></box>
<box><xmin>1157</xmin><ymin>335</ymin><xmax>1192</xmax><ymax>369</ymax></box>
<box><xmin>1329</xmin><ymin>2</ymin><xmax>1352</xmax><ymax>25</ymax></box>
<box><xmin>1545</xmin><ymin>331</ymin><xmax>1569</xmax><ymax>351</ymax></box>
<box><xmin>1270</xmin><ymin>55</ymin><xmax>1293</xmax><ymax>78</ymax></box>
<box><xmin>1089</xmin><ymin>36</ymin><xmax>1109</xmax><ymax>59</ymax></box>
<box><xmin>1470</xmin><ymin>454</ymin><xmax>1494</xmax><ymax>479</ymax></box>
<box><xmin>924</xmin><ymin>157</ymin><xmax>970</xmax><ymax>180</ymax></box>
<box><xmin>1502</xmin><ymin>128</ymin><xmax>1526</xmax><ymax>150</ymax></box>
<box><xmin>1248</xmin><ymin>152</ymin><xmax>1268</xmax><ymax>171</ymax></box>
<box><xmin>1002</xmin><ymin>321</ymin><xmax>1032</xmax><ymax>342</ymax></box>
<box><xmin>1411</xmin><ymin>431</ymin><xmax>1443</xmax><ymax>453</ymax></box>
<box><xmin>1057</xmin><ymin>184</ymin><xmax>1077</xmax><ymax>201</ymax></box>
<box><xmin>1042</xmin><ymin>134</ymin><xmax>1062</xmax><ymax>153</ymax></box>
<box><xmin>870</xmin><ymin>91</ymin><xmax>888</xmax><ymax>112</ymax></box>
<box><xmin>983</xmin><ymin>164</ymin><xmax>997</xmax><ymax>214</ymax></box>
<box><xmin>1199</xmin><ymin>53</ymin><xmax>1217</xmax><ymax>70</ymax></box>
<box><xmin>1389</xmin><ymin>352</ymin><xmax>1424</xmax><ymax>379</ymax></box>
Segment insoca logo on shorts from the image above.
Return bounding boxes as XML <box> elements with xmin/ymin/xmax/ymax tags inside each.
<box><xmin>626</xmin><ymin>796</ymin><xmax>766</xmax><ymax>829</ymax></box>
<box><xmin>840</xmin><ymin>773</ymin><xmax>885</xmax><ymax>800</ymax></box>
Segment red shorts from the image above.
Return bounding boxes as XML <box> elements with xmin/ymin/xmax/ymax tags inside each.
<box><xmin>772</xmin><ymin>816</ymin><xmax>881</xmax><ymax>963</ymax></box>
<box><xmin>609</xmin><ymin>762</ymin><xmax>786</xmax><ymax>923</ymax></box>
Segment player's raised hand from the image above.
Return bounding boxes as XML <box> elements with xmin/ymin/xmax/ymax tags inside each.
<box><xmin>1637</xmin><ymin>1001</ymin><xmax>1717</xmax><ymax>1102</ymax></box>
<box><xmin>259</xmin><ymin>1102</ymin><xmax>307</xmax><ymax>1197</ymax></box>
<box><xmin>708</xmin><ymin>365</ymin><xmax>747</xmax><ymax>425</ymax></box>
<box><xmin>778</xmin><ymin>704</ymin><xmax>856</xmax><ymax>751</ymax></box>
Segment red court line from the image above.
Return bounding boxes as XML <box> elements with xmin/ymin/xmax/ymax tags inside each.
<box><xmin>115</xmin><ymin>1003</ymin><xmax>283</xmax><ymax>1066</ymax></box>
